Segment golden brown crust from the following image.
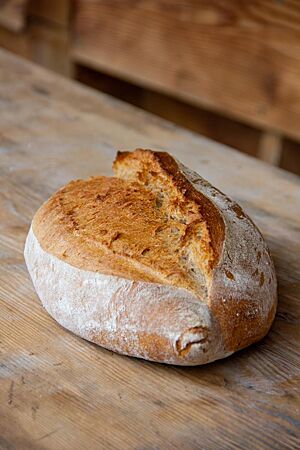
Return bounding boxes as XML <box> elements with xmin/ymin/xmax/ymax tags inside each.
<box><xmin>114</xmin><ymin>150</ymin><xmax>225</xmax><ymax>269</ymax></box>
<box><xmin>210</xmin><ymin>293</ymin><xmax>276</xmax><ymax>352</ymax></box>
<box><xmin>33</xmin><ymin>177</ymin><xmax>192</xmax><ymax>285</ymax></box>
<box><xmin>140</xmin><ymin>150</ymin><xmax>225</xmax><ymax>266</ymax></box>
<box><xmin>33</xmin><ymin>150</ymin><xmax>225</xmax><ymax>298</ymax></box>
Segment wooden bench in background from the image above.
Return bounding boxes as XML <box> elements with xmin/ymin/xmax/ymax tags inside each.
<box><xmin>0</xmin><ymin>0</ymin><xmax>299</xmax><ymax>173</ymax></box>
<box><xmin>0</xmin><ymin>0</ymin><xmax>71</xmax><ymax>76</ymax></box>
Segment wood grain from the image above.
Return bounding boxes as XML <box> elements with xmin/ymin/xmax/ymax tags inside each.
<box><xmin>282</xmin><ymin>138</ymin><xmax>300</xmax><ymax>175</ymax></box>
<box><xmin>0</xmin><ymin>49</ymin><xmax>300</xmax><ymax>450</ymax></box>
<box><xmin>0</xmin><ymin>18</ymin><xmax>71</xmax><ymax>77</ymax></box>
<box><xmin>28</xmin><ymin>0</ymin><xmax>71</xmax><ymax>27</ymax></box>
<box><xmin>258</xmin><ymin>131</ymin><xmax>282</xmax><ymax>165</ymax></box>
<box><xmin>72</xmin><ymin>0</ymin><xmax>300</xmax><ymax>141</ymax></box>
<box><xmin>75</xmin><ymin>64</ymin><xmax>260</xmax><ymax>157</ymax></box>
<box><xmin>0</xmin><ymin>0</ymin><xmax>28</xmax><ymax>32</ymax></box>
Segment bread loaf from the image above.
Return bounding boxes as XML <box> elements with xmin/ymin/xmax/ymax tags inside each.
<box><xmin>24</xmin><ymin>149</ymin><xmax>277</xmax><ymax>365</ymax></box>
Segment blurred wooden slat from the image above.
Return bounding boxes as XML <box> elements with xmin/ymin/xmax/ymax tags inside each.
<box><xmin>0</xmin><ymin>0</ymin><xmax>28</xmax><ymax>32</ymax></box>
<box><xmin>75</xmin><ymin>63</ymin><xmax>261</xmax><ymax>156</ymax></box>
<box><xmin>74</xmin><ymin>63</ymin><xmax>144</xmax><ymax>108</ymax></box>
<box><xmin>28</xmin><ymin>0</ymin><xmax>71</xmax><ymax>27</ymax></box>
<box><xmin>141</xmin><ymin>89</ymin><xmax>260</xmax><ymax>157</ymax></box>
<box><xmin>258</xmin><ymin>131</ymin><xmax>282</xmax><ymax>165</ymax></box>
<box><xmin>72</xmin><ymin>0</ymin><xmax>300</xmax><ymax>142</ymax></box>
<box><xmin>281</xmin><ymin>138</ymin><xmax>300</xmax><ymax>175</ymax></box>
<box><xmin>28</xmin><ymin>20</ymin><xmax>72</xmax><ymax>76</ymax></box>
<box><xmin>0</xmin><ymin>25</ymin><xmax>30</xmax><ymax>59</ymax></box>
<box><xmin>0</xmin><ymin>18</ymin><xmax>71</xmax><ymax>77</ymax></box>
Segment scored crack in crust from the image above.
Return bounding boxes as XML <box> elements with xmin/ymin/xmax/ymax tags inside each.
<box><xmin>26</xmin><ymin>149</ymin><xmax>277</xmax><ymax>364</ymax></box>
<box><xmin>32</xmin><ymin>151</ymin><xmax>222</xmax><ymax>299</ymax></box>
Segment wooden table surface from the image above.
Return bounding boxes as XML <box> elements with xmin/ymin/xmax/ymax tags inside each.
<box><xmin>0</xmin><ymin>49</ymin><xmax>300</xmax><ymax>450</ymax></box>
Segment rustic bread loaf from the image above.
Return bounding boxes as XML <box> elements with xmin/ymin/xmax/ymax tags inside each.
<box><xmin>24</xmin><ymin>149</ymin><xmax>277</xmax><ymax>365</ymax></box>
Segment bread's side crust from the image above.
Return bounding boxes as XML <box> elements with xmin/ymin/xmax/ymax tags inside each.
<box><xmin>177</xmin><ymin>162</ymin><xmax>277</xmax><ymax>352</ymax></box>
<box><xmin>25</xmin><ymin>226</ymin><xmax>230</xmax><ymax>365</ymax></box>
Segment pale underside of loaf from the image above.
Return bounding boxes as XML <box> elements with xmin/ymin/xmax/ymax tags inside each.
<box><xmin>25</xmin><ymin>149</ymin><xmax>277</xmax><ymax>365</ymax></box>
<box><xmin>25</xmin><ymin>226</ymin><xmax>228</xmax><ymax>365</ymax></box>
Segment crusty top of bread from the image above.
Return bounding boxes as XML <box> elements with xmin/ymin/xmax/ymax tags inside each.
<box><xmin>32</xmin><ymin>149</ymin><xmax>277</xmax><ymax>353</ymax></box>
<box><xmin>33</xmin><ymin>150</ymin><xmax>223</xmax><ymax>298</ymax></box>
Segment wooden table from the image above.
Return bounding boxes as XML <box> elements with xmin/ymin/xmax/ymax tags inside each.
<box><xmin>0</xmin><ymin>49</ymin><xmax>299</xmax><ymax>450</ymax></box>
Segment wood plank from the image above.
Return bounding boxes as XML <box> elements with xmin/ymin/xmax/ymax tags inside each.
<box><xmin>75</xmin><ymin>63</ymin><xmax>260</xmax><ymax>157</ymax></box>
<box><xmin>258</xmin><ymin>131</ymin><xmax>282</xmax><ymax>165</ymax></box>
<box><xmin>0</xmin><ymin>0</ymin><xmax>28</xmax><ymax>32</ymax></box>
<box><xmin>1</xmin><ymin>49</ymin><xmax>300</xmax><ymax>450</ymax></box>
<box><xmin>281</xmin><ymin>138</ymin><xmax>300</xmax><ymax>175</ymax></box>
<box><xmin>141</xmin><ymin>88</ymin><xmax>260</xmax><ymax>157</ymax></box>
<box><xmin>28</xmin><ymin>21</ymin><xmax>72</xmax><ymax>76</ymax></box>
<box><xmin>0</xmin><ymin>25</ymin><xmax>30</xmax><ymax>59</ymax></box>
<box><xmin>72</xmin><ymin>0</ymin><xmax>300</xmax><ymax>141</ymax></box>
<box><xmin>0</xmin><ymin>20</ymin><xmax>72</xmax><ymax>76</ymax></box>
<box><xmin>28</xmin><ymin>0</ymin><xmax>71</xmax><ymax>27</ymax></box>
